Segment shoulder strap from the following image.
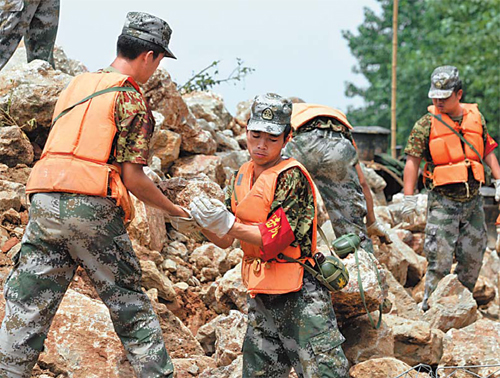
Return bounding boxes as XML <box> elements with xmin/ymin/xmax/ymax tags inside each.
<box><xmin>51</xmin><ymin>86</ymin><xmax>138</xmax><ymax>128</ymax></box>
<box><xmin>429</xmin><ymin>113</ymin><xmax>486</xmax><ymax>166</ymax></box>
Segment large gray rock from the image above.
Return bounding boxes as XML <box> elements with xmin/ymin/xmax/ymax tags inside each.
<box><xmin>234</xmin><ymin>99</ymin><xmax>252</xmax><ymax>129</ymax></box>
<box><xmin>149</xmin><ymin>129</ymin><xmax>181</xmax><ymax>172</ymax></box>
<box><xmin>440</xmin><ymin>319</ymin><xmax>500</xmax><ymax>377</ymax></box>
<box><xmin>159</xmin><ymin>176</ymin><xmax>224</xmax><ymax>209</ymax></box>
<box><xmin>215</xmin><ymin>130</ymin><xmax>240</xmax><ymax>151</ymax></box>
<box><xmin>0</xmin><ymin>126</ymin><xmax>33</xmax><ymax>167</ymax></box>
<box><xmin>0</xmin><ymin>163</ymin><xmax>31</xmax><ymax>185</ymax></box>
<box><xmin>331</xmin><ymin>249</ymin><xmax>388</xmax><ymax>323</ymax></box>
<box><xmin>349</xmin><ymin>357</ymin><xmax>430</xmax><ymax>378</ymax></box>
<box><xmin>213</xmin><ymin>310</ymin><xmax>247</xmax><ymax>367</ymax></box>
<box><xmin>189</xmin><ymin>243</ymin><xmax>230</xmax><ymax>282</ymax></box>
<box><xmin>140</xmin><ymin>260</ymin><xmax>176</xmax><ymax>301</ymax></box>
<box><xmin>143</xmin><ymin>68</ymin><xmax>216</xmax><ymax>155</ymax></box>
<box><xmin>423</xmin><ymin>274</ymin><xmax>477</xmax><ymax>333</ymax></box>
<box><xmin>213</xmin><ymin>263</ymin><xmax>247</xmax><ymax>313</ymax></box>
<box><xmin>0</xmin><ymin>60</ymin><xmax>72</xmax><ymax>147</ymax></box>
<box><xmin>3</xmin><ymin>45</ymin><xmax>87</xmax><ymax>77</ymax></box>
<box><xmin>0</xmin><ymin>179</ymin><xmax>25</xmax><ymax>212</ymax></box>
<box><xmin>38</xmin><ymin>289</ymin><xmax>135</xmax><ymax>377</ymax></box>
<box><xmin>342</xmin><ymin>317</ymin><xmax>394</xmax><ymax>364</ymax></box>
<box><xmin>170</xmin><ymin>155</ymin><xmax>226</xmax><ymax>187</ymax></box>
<box><xmin>172</xmin><ymin>356</ymin><xmax>217</xmax><ymax>378</ymax></box>
<box><xmin>127</xmin><ymin>194</ymin><xmax>167</xmax><ymax>252</ymax></box>
<box><xmin>182</xmin><ymin>91</ymin><xmax>233</xmax><ymax>132</ymax></box>
<box><xmin>385</xmin><ymin>269</ymin><xmax>423</xmax><ymax>321</ymax></box>
<box><xmin>216</xmin><ymin>150</ymin><xmax>250</xmax><ymax>171</ymax></box>
<box><xmin>199</xmin><ymin>355</ymin><xmax>243</xmax><ymax>378</ymax></box>
<box><xmin>53</xmin><ymin>45</ymin><xmax>88</xmax><ymax>76</ymax></box>
<box><xmin>374</xmin><ymin>229</ymin><xmax>427</xmax><ymax>287</ymax></box>
<box><xmin>384</xmin><ymin>314</ymin><xmax>443</xmax><ymax>366</ymax></box>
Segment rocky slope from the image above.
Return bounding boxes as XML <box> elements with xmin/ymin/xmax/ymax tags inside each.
<box><xmin>0</xmin><ymin>47</ymin><xmax>499</xmax><ymax>378</ymax></box>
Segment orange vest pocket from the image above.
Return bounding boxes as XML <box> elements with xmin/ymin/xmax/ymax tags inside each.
<box><xmin>432</xmin><ymin>163</ymin><xmax>468</xmax><ymax>187</ymax></box>
<box><xmin>242</xmin><ymin>259</ymin><xmax>304</xmax><ymax>297</ymax></box>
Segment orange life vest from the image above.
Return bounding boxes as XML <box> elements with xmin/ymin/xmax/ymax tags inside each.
<box><xmin>231</xmin><ymin>158</ymin><xmax>317</xmax><ymax>296</ymax></box>
<box><xmin>291</xmin><ymin>103</ymin><xmax>353</xmax><ymax>131</ymax></box>
<box><xmin>427</xmin><ymin>103</ymin><xmax>485</xmax><ymax>187</ymax></box>
<box><xmin>25</xmin><ymin>72</ymin><xmax>143</xmax><ymax>223</ymax></box>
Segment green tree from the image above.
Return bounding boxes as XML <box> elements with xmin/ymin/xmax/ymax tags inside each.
<box><xmin>343</xmin><ymin>0</ymin><xmax>499</xmax><ymax>154</ymax></box>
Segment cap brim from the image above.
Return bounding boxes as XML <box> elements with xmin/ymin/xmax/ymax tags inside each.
<box><xmin>247</xmin><ymin>120</ymin><xmax>285</xmax><ymax>136</ymax></box>
<box><xmin>163</xmin><ymin>46</ymin><xmax>176</xmax><ymax>60</ymax></box>
<box><xmin>428</xmin><ymin>88</ymin><xmax>453</xmax><ymax>99</ymax></box>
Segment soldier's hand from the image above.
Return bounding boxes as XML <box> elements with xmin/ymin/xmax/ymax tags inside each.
<box><xmin>493</xmin><ymin>179</ymin><xmax>500</xmax><ymax>202</ymax></box>
<box><xmin>367</xmin><ymin>219</ymin><xmax>392</xmax><ymax>244</ymax></box>
<box><xmin>190</xmin><ymin>196</ymin><xmax>235</xmax><ymax>237</ymax></box>
<box><xmin>169</xmin><ymin>206</ymin><xmax>200</xmax><ymax>234</ymax></box>
<box><xmin>401</xmin><ymin>195</ymin><xmax>418</xmax><ymax>224</ymax></box>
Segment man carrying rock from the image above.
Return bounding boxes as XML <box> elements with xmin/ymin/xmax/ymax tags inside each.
<box><xmin>283</xmin><ymin>102</ymin><xmax>392</xmax><ymax>253</ymax></box>
<box><xmin>0</xmin><ymin>0</ymin><xmax>60</xmax><ymax>70</ymax></box>
<box><xmin>0</xmin><ymin>12</ymin><xmax>195</xmax><ymax>378</ymax></box>
<box><xmin>190</xmin><ymin>93</ymin><xmax>349</xmax><ymax>377</ymax></box>
<box><xmin>402</xmin><ymin>66</ymin><xmax>500</xmax><ymax>311</ymax></box>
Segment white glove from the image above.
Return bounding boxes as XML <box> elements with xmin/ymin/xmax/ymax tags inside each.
<box><xmin>190</xmin><ymin>196</ymin><xmax>235</xmax><ymax>237</ymax></box>
<box><xmin>496</xmin><ymin>225</ymin><xmax>500</xmax><ymax>253</ymax></box>
<box><xmin>493</xmin><ymin>179</ymin><xmax>500</xmax><ymax>202</ymax></box>
<box><xmin>169</xmin><ymin>207</ymin><xmax>200</xmax><ymax>234</ymax></box>
<box><xmin>367</xmin><ymin>219</ymin><xmax>392</xmax><ymax>244</ymax></box>
<box><xmin>401</xmin><ymin>195</ymin><xmax>418</xmax><ymax>224</ymax></box>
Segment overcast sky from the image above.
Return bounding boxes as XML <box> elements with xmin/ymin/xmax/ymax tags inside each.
<box><xmin>56</xmin><ymin>0</ymin><xmax>381</xmax><ymax>114</ymax></box>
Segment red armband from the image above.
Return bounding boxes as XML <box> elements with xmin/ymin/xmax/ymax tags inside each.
<box><xmin>257</xmin><ymin>207</ymin><xmax>296</xmax><ymax>261</ymax></box>
<box><xmin>485</xmin><ymin>134</ymin><xmax>498</xmax><ymax>156</ymax></box>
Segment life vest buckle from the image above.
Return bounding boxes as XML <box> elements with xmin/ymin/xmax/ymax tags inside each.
<box><xmin>464</xmin><ymin>158</ymin><xmax>471</xmax><ymax>167</ymax></box>
<box><xmin>252</xmin><ymin>259</ymin><xmax>262</xmax><ymax>273</ymax></box>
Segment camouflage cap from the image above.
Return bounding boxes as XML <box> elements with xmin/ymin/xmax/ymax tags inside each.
<box><xmin>428</xmin><ymin>66</ymin><xmax>459</xmax><ymax>99</ymax></box>
<box><xmin>247</xmin><ymin>93</ymin><xmax>292</xmax><ymax>135</ymax></box>
<box><xmin>121</xmin><ymin>11</ymin><xmax>176</xmax><ymax>59</ymax></box>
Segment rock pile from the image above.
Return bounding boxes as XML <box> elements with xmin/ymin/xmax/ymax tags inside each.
<box><xmin>0</xmin><ymin>48</ymin><xmax>499</xmax><ymax>378</ymax></box>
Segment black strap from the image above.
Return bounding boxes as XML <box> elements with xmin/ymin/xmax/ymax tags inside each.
<box><xmin>429</xmin><ymin>113</ymin><xmax>486</xmax><ymax>166</ymax></box>
<box><xmin>51</xmin><ymin>86</ymin><xmax>138</xmax><ymax>128</ymax></box>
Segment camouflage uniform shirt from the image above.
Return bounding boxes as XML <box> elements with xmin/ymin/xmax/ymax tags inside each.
<box><xmin>100</xmin><ymin>67</ymin><xmax>154</xmax><ymax>165</ymax></box>
<box><xmin>225</xmin><ymin>165</ymin><xmax>315</xmax><ymax>257</ymax></box>
<box><xmin>404</xmin><ymin>112</ymin><xmax>491</xmax><ymax>201</ymax></box>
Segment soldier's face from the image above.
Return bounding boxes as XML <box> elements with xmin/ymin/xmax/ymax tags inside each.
<box><xmin>246</xmin><ymin>130</ymin><xmax>287</xmax><ymax>167</ymax></box>
<box><xmin>432</xmin><ymin>89</ymin><xmax>462</xmax><ymax>115</ymax></box>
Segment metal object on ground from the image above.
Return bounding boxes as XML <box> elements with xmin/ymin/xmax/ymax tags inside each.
<box><xmin>480</xmin><ymin>186</ymin><xmax>499</xmax><ymax>250</ymax></box>
<box><xmin>351</xmin><ymin>126</ymin><xmax>391</xmax><ymax>161</ymax></box>
<box><xmin>392</xmin><ymin>363</ymin><xmax>500</xmax><ymax>378</ymax></box>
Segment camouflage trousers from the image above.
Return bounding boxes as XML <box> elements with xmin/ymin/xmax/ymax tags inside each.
<box><xmin>0</xmin><ymin>193</ymin><xmax>173</xmax><ymax>378</ymax></box>
<box><xmin>242</xmin><ymin>272</ymin><xmax>349</xmax><ymax>378</ymax></box>
<box><xmin>422</xmin><ymin>191</ymin><xmax>487</xmax><ymax>307</ymax></box>
<box><xmin>0</xmin><ymin>0</ymin><xmax>59</xmax><ymax>70</ymax></box>
<box><xmin>284</xmin><ymin>128</ymin><xmax>373</xmax><ymax>253</ymax></box>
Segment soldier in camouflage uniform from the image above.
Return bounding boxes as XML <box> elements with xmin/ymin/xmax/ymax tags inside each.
<box><xmin>190</xmin><ymin>94</ymin><xmax>349</xmax><ymax>378</ymax></box>
<box><xmin>0</xmin><ymin>0</ymin><xmax>60</xmax><ymax>70</ymax></box>
<box><xmin>0</xmin><ymin>12</ymin><xmax>195</xmax><ymax>378</ymax></box>
<box><xmin>403</xmin><ymin>66</ymin><xmax>500</xmax><ymax>311</ymax></box>
<box><xmin>283</xmin><ymin>104</ymin><xmax>392</xmax><ymax>254</ymax></box>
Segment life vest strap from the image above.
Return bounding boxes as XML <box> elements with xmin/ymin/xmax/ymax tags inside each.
<box><xmin>51</xmin><ymin>86</ymin><xmax>138</xmax><ymax>128</ymax></box>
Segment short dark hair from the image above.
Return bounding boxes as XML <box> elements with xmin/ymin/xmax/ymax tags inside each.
<box><xmin>453</xmin><ymin>79</ymin><xmax>464</xmax><ymax>100</ymax></box>
<box><xmin>117</xmin><ymin>34</ymin><xmax>165</xmax><ymax>60</ymax></box>
<box><xmin>282</xmin><ymin>124</ymin><xmax>292</xmax><ymax>140</ymax></box>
